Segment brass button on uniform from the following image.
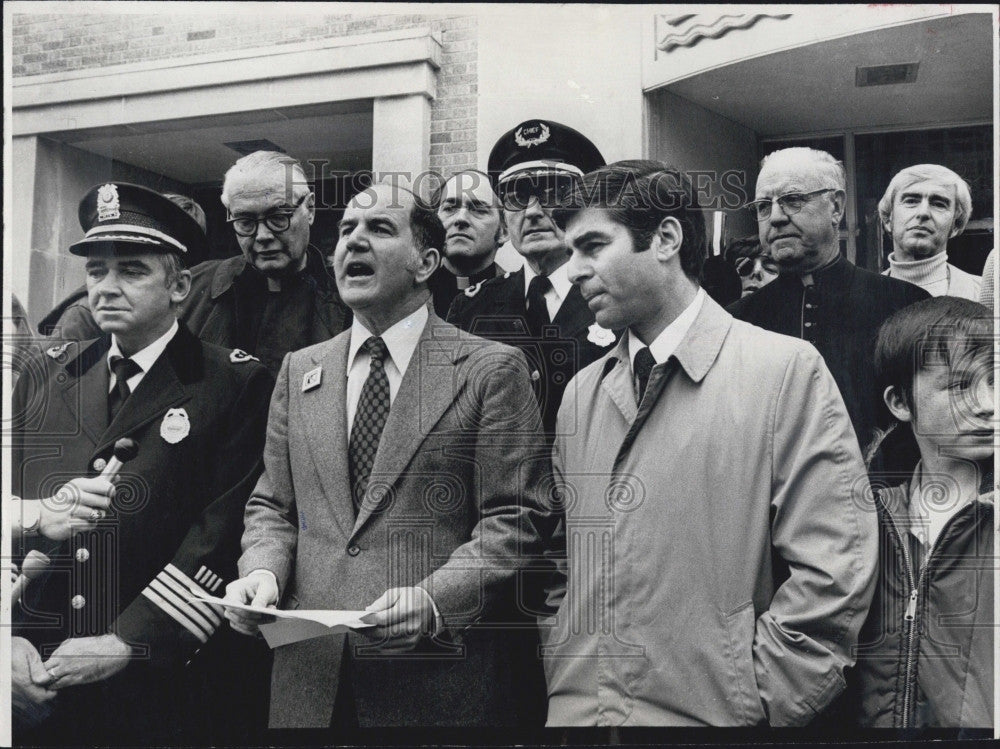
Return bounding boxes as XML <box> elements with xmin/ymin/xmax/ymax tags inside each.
<box><xmin>71</xmin><ymin>595</ymin><xmax>86</xmax><ymax>609</ymax></box>
<box><xmin>347</xmin><ymin>545</ymin><xmax>361</xmax><ymax>557</ymax></box>
<box><xmin>75</xmin><ymin>548</ymin><xmax>90</xmax><ymax>563</ymax></box>
<box><xmin>92</xmin><ymin>458</ymin><xmax>107</xmax><ymax>472</ymax></box>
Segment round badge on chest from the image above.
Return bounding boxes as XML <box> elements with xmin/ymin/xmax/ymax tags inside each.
<box><xmin>160</xmin><ymin>407</ymin><xmax>191</xmax><ymax>444</ymax></box>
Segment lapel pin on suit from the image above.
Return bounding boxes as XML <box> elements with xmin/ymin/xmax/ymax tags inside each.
<box><xmin>302</xmin><ymin>365</ymin><xmax>322</xmax><ymax>392</ymax></box>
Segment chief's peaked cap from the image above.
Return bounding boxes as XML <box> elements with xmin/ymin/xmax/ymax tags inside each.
<box><xmin>488</xmin><ymin>119</ymin><xmax>605</xmax><ymax>182</ymax></box>
<box><xmin>70</xmin><ymin>182</ymin><xmax>207</xmax><ymax>267</ymax></box>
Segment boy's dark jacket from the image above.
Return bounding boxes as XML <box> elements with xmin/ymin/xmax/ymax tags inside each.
<box><xmin>852</xmin><ymin>472</ymin><xmax>993</xmax><ymax>728</ymax></box>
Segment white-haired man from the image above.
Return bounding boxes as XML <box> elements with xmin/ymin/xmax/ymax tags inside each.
<box><xmin>879</xmin><ymin>163</ymin><xmax>981</xmax><ymax>299</ymax></box>
<box><xmin>729</xmin><ymin>147</ymin><xmax>929</xmax><ymax>458</ymax></box>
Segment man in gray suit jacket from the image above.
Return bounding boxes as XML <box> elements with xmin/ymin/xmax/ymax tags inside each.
<box><xmin>223</xmin><ymin>183</ymin><xmax>554</xmax><ymax>729</ymax></box>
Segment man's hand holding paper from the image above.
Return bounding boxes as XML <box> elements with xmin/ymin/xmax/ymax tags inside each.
<box><xmin>222</xmin><ymin>570</ymin><xmax>280</xmax><ymax>636</ymax></box>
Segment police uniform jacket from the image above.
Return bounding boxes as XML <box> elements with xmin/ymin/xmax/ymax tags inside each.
<box><xmin>12</xmin><ymin>323</ymin><xmax>273</xmax><ymax>739</ymax></box>
<box><xmin>446</xmin><ymin>267</ymin><xmax>617</xmax><ymax>435</ymax></box>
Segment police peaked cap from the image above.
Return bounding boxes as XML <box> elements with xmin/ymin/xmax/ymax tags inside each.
<box><xmin>488</xmin><ymin>120</ymin><xmax>605</xmax><ymax>185</ymax></box>
<box><xmin>69</xmin><ymin>182</ymin><xmax>207</xmax><ymax>267</ymax></box>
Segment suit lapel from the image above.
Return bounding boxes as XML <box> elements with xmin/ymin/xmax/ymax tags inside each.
<box><xmin>552</xmin><ymin>284</ymin><xmax>594</xmax><ymax>337</ymax></box>
<box><xmin>96</xmin><ymin>332</ymin><xmax>193</xmax><ymax>454</ymax></box>
<box><xmin>351</xmin><ymin>314</ymin><xmax>459</xmax><ymax>538</ymax></box>
<box><xmin>300</xmin><ymin>334</ymin><xmax>355</xmax><ymax>540</ymax></box>
<box><xmin>61</xmin><ymin>338</ymin><xmax>111</xmax><ymax>446</ymax></box>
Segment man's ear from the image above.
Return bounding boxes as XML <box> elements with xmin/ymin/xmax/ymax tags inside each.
<box><xmin>883</xmin><ymin>385</ymin><xmax>913</xmax><ymax>423</ymax></box>
<box><xmin>305</xmin><ymin>191</ymin><xmax>316</xmax><ymax>226</ymax></box>
<box><xmin>831</xmin><ymin>190</ymin><xmax>846</xmax><ymax>226</ymax></box>
<box><xmin>652</xmin><ymin>216</ymin><xmax>683</xmax><ymax>262</ymax></box>
<box><xmin>170</xmin><ymin>269</ymin><xmax>193</xmax><ymax>306</ymax></box>
<box><xmin>415</xmin><ymin>246</ymin><xmax>441</xmax><ymax>285</ymax></box>
<box><xmin>495</xmin><ymin>220</ymin><xmax>509</xmax><ymax>248</ymax></box>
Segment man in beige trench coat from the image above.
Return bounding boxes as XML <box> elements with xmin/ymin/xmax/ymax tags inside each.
<box><xmin>542</xmin><ymin>161</ymin><xmax>878</xmax><ymax>727</ymax></box>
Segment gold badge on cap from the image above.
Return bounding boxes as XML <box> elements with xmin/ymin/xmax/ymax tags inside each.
<box><xmin>514</xmin><ymin>122</ymin><xmax>550</xmax><ymax>148</ymax></box>
<box><xmin>97</xmin><ymin>184</ymin><xmax>120</xmax><ymax>222</ymax></box>
<box><xmin>160</xmin><ymin>407</ymin><xmax>191</xmax><ymax>444</ymax></box>
<box><xmin>302</xmin><ymin>366</ymin><xmax>322</xmax><ymax>392</ymax></box>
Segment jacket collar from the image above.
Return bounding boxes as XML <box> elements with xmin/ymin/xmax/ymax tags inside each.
<box><xmin>209</xmin><ymin>245</ymin><xmax>334</xmax><ymax>300</ymax></box>
<box><xmin>795</xmin><ymin>253</ymin><xmax>850</xmax><ymax>288</ymax></box>
<box><xmin>601</xmin><ymin>292</ymin><xmax>732</xmax><ymax>385</ymax></box>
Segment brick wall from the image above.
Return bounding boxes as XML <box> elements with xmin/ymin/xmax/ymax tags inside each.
<box><xmin>11</xmin><ymin>10</ymin><xmax>478</xmax><ymax>175</ymax></box>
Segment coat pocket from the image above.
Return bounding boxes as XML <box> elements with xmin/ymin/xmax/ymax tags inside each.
<box><xmin>724</xmin><ymin>601</ymin><xmax>767</xmax><ymax>725</ymax></box>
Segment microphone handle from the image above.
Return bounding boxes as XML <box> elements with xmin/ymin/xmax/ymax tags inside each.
<box><xmin>99</xmin><ymin>457</ymin><xmax>124</xmax><ymax>481</ymax></box>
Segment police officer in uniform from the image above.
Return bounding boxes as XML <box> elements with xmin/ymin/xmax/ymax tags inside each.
<box><xmin>447</xmin><ymin>120</ymin><xmax>616</xmax><ymax>437</ymax></box>
<box><xmin>11</xmin><ymin>183</ymin><xmax>274</xmax><ymax>745</ymax></box>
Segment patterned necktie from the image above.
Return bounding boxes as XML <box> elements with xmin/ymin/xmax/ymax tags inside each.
<box><xmin>348</xmin><ymin>337</ymin><xmax>390</xmax><ymax>512</ymax></box>
<box><xmin>108</xmin><ymin>355</ymin><xmax>142</xmax><ymax>421</ymax></box>
<box><xmin>633</xmin><ymin>347</ymin><xmax>656</xmax><ymax>405</ymax></box>
<box><xmin>525</xmin><ymin>275</ymin><xmax>552</xmax><ymax>337</ymax></box>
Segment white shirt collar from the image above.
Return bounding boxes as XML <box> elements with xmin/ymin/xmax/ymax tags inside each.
<box><xmin>522</xmin><ymin>261</ymin><xmax>572</xmax><ymax>303</ymax></box>
<box><xmin>108</xmin><ymin>319</ymin><xmax>179</xmax><ymax>375</ymax></box>
<box><xmin>347</xmin><ymin>304</ymin><xmax>428</xmax><ymax>377</ymax></box>
<box><xmin>627</xmin><ymin>288</ymin><xmax>705</xmax><ymax>369</ymax></box>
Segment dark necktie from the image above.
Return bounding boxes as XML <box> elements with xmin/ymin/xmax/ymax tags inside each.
<box><xmin>348</xmin><ymin>337</ymin><xmax>390</xmax><ymax>512</ymax></box>
<box><xmin>108</xmin><ymin>355</ymin><xmax>142</xmax><ymax>421</ymax></box>
<box><xmin>633</xmin><ymin>347</ymin><xmax>656</xmax><ymax>405</ymax></box>
<box><xmin>525</xmin><ymin>275</ymin><xmax>552</xmax><ymax>337</ymax></box>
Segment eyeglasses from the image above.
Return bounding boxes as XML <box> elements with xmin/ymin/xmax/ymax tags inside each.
<box><xmin>744</xmin><ymin>188</ymin><xmax>835</xmax><ymax>222</ymax></box>
<box><xmin>734</xmin><ymin>255</ymin><xmax>780</xmax><ymax>278</ymax></box>
<box><xmin>228</xmin><ymin>194</ymin><xmax>308</xmax><ymax>237</ymax></box>
<box><xmin>498</xmin><ymin>172</ymin><xmax>579</xmax><ymax>211</ymax></box>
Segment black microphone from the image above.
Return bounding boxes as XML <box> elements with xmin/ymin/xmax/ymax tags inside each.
<box><xmin>99</xmin><ymin>437</ymin><xmax>139</xmax><ymax>481</ymax></box>
<box><xmin>12</xmin><ymin>550</ymin><xmax>51</xmax><ymax>607</ymax></box>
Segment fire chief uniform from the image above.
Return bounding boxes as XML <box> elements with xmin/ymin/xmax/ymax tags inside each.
<box><xmin>447</xmin><ymin>266</ymin><xmax>616</xmax><ymax>436</ymax></box>
<box><xmin>13</xmin><ymin>323</ymin><xmax>273</xmax><ymax>743</ymax></box>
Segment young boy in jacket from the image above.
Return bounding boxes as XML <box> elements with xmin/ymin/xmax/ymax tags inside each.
<box><xmin>856</xmin><ymin>296</ymin><xmax>994</xmax><ymax>729</ymax></box>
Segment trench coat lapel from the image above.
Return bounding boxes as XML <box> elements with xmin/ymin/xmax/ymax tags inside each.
<box><xmin>350</xmin><ymin>314</ymin><xmax>458</xmax><ymax>538</ymax></box>
<box><xmin>300</xmin><ymin>334</ymin><xmax>355</xmax><ymax>540</ymax></box>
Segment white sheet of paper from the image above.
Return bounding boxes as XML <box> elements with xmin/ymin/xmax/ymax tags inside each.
<box><xmin>189</xmin><ymin>593</ymin><xmax>376</xmax><ymax>648</ymax></box>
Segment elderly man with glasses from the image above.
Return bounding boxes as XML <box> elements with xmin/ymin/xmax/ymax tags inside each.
<box><xmin>729</xmin><ymin>147</ymin><xmax>928</xmax><ymax>465</ymax></box>
<box><xmin>38</xmin><ymin>151</ymin><xmax>350</xmax><ymax>376</ymax></box>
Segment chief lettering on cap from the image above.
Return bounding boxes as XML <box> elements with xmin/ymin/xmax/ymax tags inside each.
<box><xmin>488</xmin><ymin>119</ymin><xmax>605</xmax><ymax>185</ymax></box>
<box><xmin>68</xmin><ymin>182</ymin><xmax>207</xmax><ymax>267</ymax></box>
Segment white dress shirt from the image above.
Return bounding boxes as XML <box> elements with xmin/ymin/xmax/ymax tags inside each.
<box><xmin>627</xmin><ymin>288</ymin><xmax>705</xmax><ymax>391</ymax></box>
<box><xmin>107</xmin><ymin>319</ymin><xmax>179</xmax><ymax>393</ymax></box>
<box><xmin>523</xmin><ymin>261</ymin><xmax>572</xmax><ymax>321</ymax></box>
<box><xmin>346</xmin><ymin>304</ymin><xmax>428</xmax><ymax>438</ymax></box>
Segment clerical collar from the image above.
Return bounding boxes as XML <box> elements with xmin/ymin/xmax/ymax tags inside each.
<box><xmin>798</xmin><ymin>253</ymin><xmax>843</xmax><ymax>287</ymax></box>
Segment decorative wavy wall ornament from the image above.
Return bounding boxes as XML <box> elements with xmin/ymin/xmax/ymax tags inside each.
<box><xmin>656</xmin><ymin>13</ymin><xmax>791</xmax><ymax>54</ymax></box>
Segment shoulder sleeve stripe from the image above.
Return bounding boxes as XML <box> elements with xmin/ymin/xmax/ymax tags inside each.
<box><xmin>141</xmin><ymin>587</ymin><xmax>211</xmax><ymax>643</ymax></box>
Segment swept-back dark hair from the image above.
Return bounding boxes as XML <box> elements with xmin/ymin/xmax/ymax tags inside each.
<box><xmin>866</xmin><ymin>296</ymin><xmax>992</xmax><ymax>467</ymax></box>
<box><xmin>874</xmin><ymin>296</ymin><xmax>992</xmax><ymax>412</ymax></box>
<box><xmin>553</xmin><ymin>159</ymin><xmax>706</xmax><ymax>280</ymax></box>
